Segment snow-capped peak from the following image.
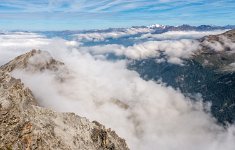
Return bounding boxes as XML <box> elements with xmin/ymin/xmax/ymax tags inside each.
<box><xmin>148</xmin><ymin>24</ymin><xmax>166</xmax><ymax>29</ymax></box>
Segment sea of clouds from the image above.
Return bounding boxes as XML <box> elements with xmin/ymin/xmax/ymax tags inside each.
<box><xmin>1</xmin><ymin>29</ymin><xmax>235</xmax><ymax>150</ymax></box>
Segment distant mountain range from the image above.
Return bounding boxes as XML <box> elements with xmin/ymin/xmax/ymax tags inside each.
<box><xmin>144</xmin><ymin>24</ymin><xmax>235</xmax><ymax>31</ymax></box>
<box><xmin>5</xmin><ymin>24</ymin><xmax>235</xmax><ymax>33</ymax></box>
<box><xmin>28</xmin><ymin>24</ymin><xmax>234</xmax><ymax>42</ymax></box>
<box><xmin>109</xmin><ymin>24</ymin><xmax>235</xmax><ymax>33</ymax></box>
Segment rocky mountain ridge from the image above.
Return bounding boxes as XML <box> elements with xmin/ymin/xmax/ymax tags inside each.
<box><xmin>195</xmin><ymin>29</ymin><xmax>235</xmax><ymax>71</ymax></box>
<box><xmin>0</xmin><ymin>50</ymin><xmax>129</xmax><ymax>150</ymax></box>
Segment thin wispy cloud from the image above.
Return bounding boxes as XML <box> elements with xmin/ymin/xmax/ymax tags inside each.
<box><xmin>0</xmin><ymin>0</ymin><xmax>234</xmax><ymax>30</ymax></box>
<box><xmin>0</xmin><ymin>0</ymin><xmax>231</xmax><ymax>13</ymax></box>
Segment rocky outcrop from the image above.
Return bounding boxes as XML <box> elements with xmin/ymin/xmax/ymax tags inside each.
<box><xmin>193</xmin><ymin>29</ymin><xmax>235</xmax><ymax>71</ymax></box>
<box><xmin>0</xmin><ymin>49</ymin><xmax>64</xmax><ymax>73</ymax></box>
<box><xmin>0</xmin><ymin>51</ymin><xmax>129</xmax><ymax>150</ymax></box>
<box><xmin>201</xmin><ymin>29</ymin><xmax>235</xmax><ymax>43</ymax></box>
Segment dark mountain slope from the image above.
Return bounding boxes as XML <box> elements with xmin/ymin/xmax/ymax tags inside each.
<box><xmin>129</xmin><ymin>29</ymin><xmax>235</xmax><ymax>125</ymax></box>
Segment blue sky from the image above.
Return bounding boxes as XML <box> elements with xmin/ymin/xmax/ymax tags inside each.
<box><xmin>0</xmin><ymin>0</ymin><xmax>235</xmax><ymax>30</ymax></box>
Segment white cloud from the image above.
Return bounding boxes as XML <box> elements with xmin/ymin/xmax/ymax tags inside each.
<box><xmin>230</xmin><ymin>63</ymin><xmax>235</xmax><ymax>67</ymax></box>
<box><xmin>74</xmin><ymin>28</ymin><xmax>228</xmax><ymax>42</ymax></box>
<box><xmin>128</xmin><ymin>40</ymin><xmax>200</xmax><ymax>64</ymax></box>
<box><xmin>79</xmin><ymin>39</ymin><xmax>200</xmax><ymax>64</ymax></box>
<box><xmin>74</xmin><ymin>27</ymin><xmax>152</xmax><ymax>41</ymax></box>
<box><xmin>0</xmin><ymin>32</ymin><xmax>79</xmax><ymax>65</ymax></box>
<box><xmin>1</xmin><ymin>31</ymin><xmax>235</xmax><ymax>150</ymax></box>
<box><xmin>138</xmin><ymin>30</ymin><xmax>228</xmax><ymax>40</ymax></box>
<box><xmin>73</xmin><ymin>29</ymin><xmax>230</xmax><ymax>65</ymax></box>
<box><xmin>79</xmin><ymin>44</ymin><xmax>125</xmax><ymax>55</ymax></box>
<box><xmin>202</xmin><ymin>35</ymin><xmax>235</xmax><ymax>52</ymax></box>
<box><xmin>0</xmin><ymin>32</ymin><xmax>47</xmax><ymax>65</ymax></box>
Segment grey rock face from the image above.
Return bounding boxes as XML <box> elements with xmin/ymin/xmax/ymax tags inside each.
<box><xmin>0</xmin><ymin>49</ymin><xmax>64</xmax><ymax>73</ymax></box>
<box><xmin>0</xmin><ymin>51</ymin><xmax>129</xmax><ymax>150</ymax></box>
<box><xmin>193</xmin><ymin>29</ymin><xmax>235</xmax><ymax>71</ymax></box>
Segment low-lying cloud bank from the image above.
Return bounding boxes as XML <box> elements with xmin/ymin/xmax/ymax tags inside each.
<box><xmin>74</xmin><ymin>29</ymin><xmax>227</xmax><ymax>42</ymax></box>
<box><xmin>74</xmin><ymin>27</ymin><xmax>153</xmax><ymax>41</ymax></box>
<box><xmin>75</xmin><ymin>29</ymin><xmax>235</xmax><ymax>65</ymax></box>
<box><xmin>79</xmin><ymin>39</ymin><xmax>200</xmax><ymax>64</ymax></box>
<box><xmin>138</xmin><ymin>30</ymin><xmax>228</xmax><ymax>40</ymax></box>
<box><xmin>1</xmin><ymin>30</ymin><xmax>233</xmax><ymax>66</ymax></box>
<box><xmin>0</xmin><ymin>32</ymin><xmax>78</xmax><ymax>65</ymax></box>
<box><xmin>1</xmin><ymin>31</ymin><xmax>235</xmax><ymax>150</ymax></box>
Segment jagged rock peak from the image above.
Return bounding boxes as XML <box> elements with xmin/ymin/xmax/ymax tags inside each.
<box><xmin>0</xmin><ymin>49</ymin><xmax>64</xmax><ymax>73</ymax></box>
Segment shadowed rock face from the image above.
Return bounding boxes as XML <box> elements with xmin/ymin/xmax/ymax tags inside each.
<box><xmin>0</xmin><ymin>51</ymin><xmax>129</xmax><ymax>150</ymax></box>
